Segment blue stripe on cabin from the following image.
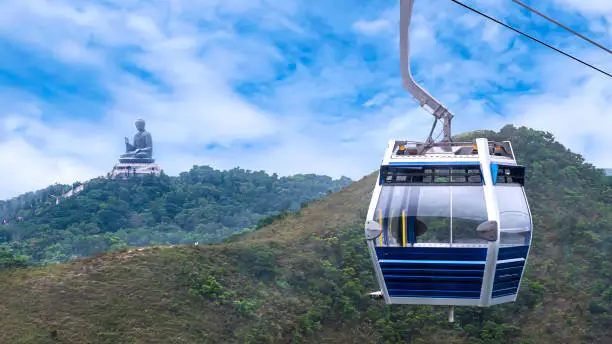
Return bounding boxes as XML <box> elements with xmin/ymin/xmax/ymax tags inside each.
<box><xmin>381</xmin><ymin>267</ymin><xmax>484</xmax><ymax>275</ymax></box>
<box><xmin>491</xmin><ymin>250</ymin><xmax>527</xmax><ymax>298</ymax></box>
<box><xmin>491</xmin><ymin>163</ymin><xmax>499</xmax><ymax>185</ymax></box>
<box><xmin>497</xmin><ymin>245</ymin><xmax>529</xmax><ymax>260</ymax></box>
<box><xmin>376</xmin><ymin>247</ymin><xmax>488</xmax><ymax>261</ymax></box>
<box><xmin>375</xmin><ymin>247</ymin><xmax>487</xmax><ymax>299</ymax></box>
<box><xmin>380</xmin><ymin>260</ymin><xmax>485</xmax><ymax>265</ymax></box>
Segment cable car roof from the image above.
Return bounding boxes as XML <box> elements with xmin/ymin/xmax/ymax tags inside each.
<box><xmin>381</xmin><ymin>139</ymin><xmax>519</xmax><ymax>167</ymax></box>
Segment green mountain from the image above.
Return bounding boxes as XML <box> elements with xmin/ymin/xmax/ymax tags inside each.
<box><xmin>0</xmin><ymin>166</ymin><xmax>351</xmax><ymax>265</ymax></box>
<box><xmin>1</xmin><ymin>125</ymin><xmax>612</xmax><ymax>344</ymax></box>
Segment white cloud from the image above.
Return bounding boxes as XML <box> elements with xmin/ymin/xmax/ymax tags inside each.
<box><xmin>351</xmin><ymin>4</ymin><xmax>398</xmax><ymax>36</ymax></box>
<box><xmin>506</xmin><ymin>73</ymin><xmax>612</xmax><ymax>164</ymax></box>
<box><xmin>364</xmin><ymin>92</ymin><xmax>390</xmax><ymax>107</ymax></box>
<box><xmin>353</xmin><ymin>19</ymin><xmax>393</xmax><ymax>36</ymax></box>
<box><xmin>552</xmin><ymin>0</ymin><xmax>612</xmax><ymax>15</ymax></box>
<box><xmin>0</xmin><ymin>0</ymin><xmax>292</xmax><ymax>198</ymax></box>
<box><xmin>0</xmin><ymin>0</ymin><xmax>611</xmax><ymax>201</ymax></box>
<box><xmin>52</xmin><ymin>40</ymin><xmax>101</xmax><ymax>64</ymax></box>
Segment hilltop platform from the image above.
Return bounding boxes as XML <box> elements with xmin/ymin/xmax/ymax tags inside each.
<box><xmin>110</xmin><ymin>161</ymin><xmax>162</xmax><ymax>179</ymax></box>
<box><xmin>119</xmin><ymin>157</ymin><xmax>156</xmax><ymax>164</ymax></box>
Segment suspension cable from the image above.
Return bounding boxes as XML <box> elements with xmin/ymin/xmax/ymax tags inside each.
<box><xmin>449</xmin><ymin>0</ymin><xmax>612</xmax><ymax>78</ymax></box>
<box><xmin>512</xmin><ymin>0</ymin><xmax>612</xmax><ymax>55</ymax></box>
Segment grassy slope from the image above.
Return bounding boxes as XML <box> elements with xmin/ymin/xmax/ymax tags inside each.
<box><xmin>0</xmin><ymin>175</ymin><xmax>375</xmax><ymax>344</ymax></box>
<box><xmin>1</xmin><ymin>126</ymin><xmax>611</xmax><ymax>344</ymax></box>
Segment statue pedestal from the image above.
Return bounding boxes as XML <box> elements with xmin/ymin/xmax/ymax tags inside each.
<box><xmin>110</xmin><ymin>160</ymin><xmax>162</xmax><ymax>179</ymax></box>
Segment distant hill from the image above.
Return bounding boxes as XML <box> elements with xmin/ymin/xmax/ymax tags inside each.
<box><xmin>1</xmin><ymin>125</ymin><xmax>612</xmax><ymax>343</ymax></box>
<box><xmin>0</xmin><ymin>166</ymin><xmax>351</xmax><ymax>265</ymax></box>
<box><xmin>604</xmin><ymin>169</ymin><xmax>612</xmax><ymax>176</ymax></box>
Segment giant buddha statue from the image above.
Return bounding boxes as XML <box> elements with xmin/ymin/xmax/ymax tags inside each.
<box><xmin>120</xmin><ymin>118</ymin><xmax>154</xmax><ymax>163</ymax></box>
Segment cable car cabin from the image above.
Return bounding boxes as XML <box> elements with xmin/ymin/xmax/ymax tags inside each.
<box><xmin>364</xmin><ymin>138</ymin><xmax>532</xmax><ymax>307</ymax></box>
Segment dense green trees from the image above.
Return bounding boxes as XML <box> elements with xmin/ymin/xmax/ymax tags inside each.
<box><xmin>0</xmin><ymin>166</ymin><xmax>351</xmax><ymax>265</ymax></box>
<box><xmin>0</xmin><ymin>247</ymin><xmax>29</xmax><ymax>269</ymax></box>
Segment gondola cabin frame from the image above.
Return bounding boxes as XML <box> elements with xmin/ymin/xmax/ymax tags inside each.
<box><xmin>365</xmin><ymin>138</ymin><xmax>532</xmax><ymax>307</ymax></box>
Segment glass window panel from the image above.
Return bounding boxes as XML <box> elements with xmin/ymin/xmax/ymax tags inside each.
<box><xmin>374</xmin><ymin>185</ymin><xmax>452</xmax><ymax>245</ymax></box>
<box><xmin>374</xmin><ymin>186</ymin><xmax>410</xmax><ymax>246</ymax></box>
<box><xmin>500</xmin><ymin>232</ymin><xmax>530</xmax><ymax>246</ymax></box>
<box><xmin>496</xmin><ymin>185</ymin><xmax>531</xmax><ymax>246</ymax></box>
<box><xmin>373</xmin><ymin>181</ymin><xmax>531</xmax><ymax>247</ymax></box>
<box><xmin>451</xmin><ymin>186</ymin><xmax>488</xmax><ymax>244</ymax></box>
<box><xmin>415</xmin><ymin>186</ymin><xmax>450</xmax><ymax>243</ymax></box>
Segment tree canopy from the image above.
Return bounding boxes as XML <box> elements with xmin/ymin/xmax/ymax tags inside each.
<box><xmin>0</xmin><ymin>166</ymin><xmax>351</xmax><ymax>265</ymax></box>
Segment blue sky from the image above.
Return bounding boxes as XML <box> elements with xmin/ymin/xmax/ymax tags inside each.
<box><xmin>0</xmin><ymin>0</ymin><xmax>611</xmax><ymax>199</ymax></box>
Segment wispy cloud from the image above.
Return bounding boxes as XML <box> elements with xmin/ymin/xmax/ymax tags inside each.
<box><xmin>353</xmin><ymin>16</ymin><xmax>395</xmax><ymax>36</ymax></box>
<box><xmin>553</xmin><ymin>0</ymin><xmax>612</xmax><ymax>15</ymax></box>
<box><xmin>0</xmin><ymin>0</ymin><xmax>610</xmax><ymax>199</ymax></box>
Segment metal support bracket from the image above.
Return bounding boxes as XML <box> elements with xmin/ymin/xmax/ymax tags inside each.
<box><xmin>400</xmin><ymin>0</ymin><xmax>454</xmax><ymax>144</ymax></box>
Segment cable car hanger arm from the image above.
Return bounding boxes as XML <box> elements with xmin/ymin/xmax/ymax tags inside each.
<box><xmin>400</xmin><ymin>0</ymin><xmax>454</xmax><ymax>144</ymax></box>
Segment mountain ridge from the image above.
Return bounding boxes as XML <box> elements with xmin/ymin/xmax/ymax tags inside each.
<box><xmin>1</xmin><ymin>125</ymin><xmax>612</xmax><ymax>343</ymax></box>
<box><xmin>0</xmin><ymin>166</ymin><xmax>352</xmax><ymax>265</ymax></box>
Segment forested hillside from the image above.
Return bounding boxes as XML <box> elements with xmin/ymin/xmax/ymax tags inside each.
<box><xmin>0</xmin><ymin>166</ymin><xmax>351</xmax><ymax>265</ymax></box>
<box><xmin>1</xmin><ymin>125</ymin><xmax>612</xmax><ymax>343</ymax></box>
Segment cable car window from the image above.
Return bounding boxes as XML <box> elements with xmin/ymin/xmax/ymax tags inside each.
<box><xmin>373</xmin><ymin>186</ymin><xmax>408</xmax><ymax>246</ymax></box>
<box><xmin>373</xmin><ymin>185</ymin><xmax>451</xmax><ymax>245</ymax></box>
<box><xmin>387</xmin><ymin>185</ymin><xmax>408</xmax><ymax>246</ymax></box>
<box><xmin>373</xmin><ymin>184</ymin><xmax>508</xmax><ymax>246</ymax></box>
<box><xmin>380</xmin><ymin>166</ymin><xmax>482</xmax><ymax>185</ymax></box>
<box><xmin>496</xmin><ymin>185</ymin><xmax>531</xmax><ymax>246</ymax></box>
<box><xmin>451</xmin><ymin>186</ymin><xmax>489</xmax><ymax>244</ymax></box>
<box><xmin>414</xmin><ymin>186</ymin><xmax>451</xmax><ymax>243</ymax></box>
<box><xmin>495</xmin><ymin>165</ymin><xmax>525</xmax><ymax>185</ymax></box>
